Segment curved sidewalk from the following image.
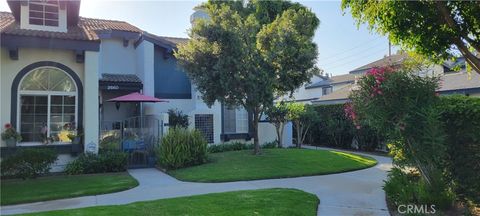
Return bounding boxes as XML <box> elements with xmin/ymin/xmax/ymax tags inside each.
<box><xmin>1</xmin><ymin>147</ymin><xmax>392</xmax><ymax>216</ymax></box>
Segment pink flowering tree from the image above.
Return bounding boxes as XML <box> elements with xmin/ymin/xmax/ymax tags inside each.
<box><xmin>348</xmin><ymin>67</ymin><xmax>447</xmax><ymax>187</ymax></box>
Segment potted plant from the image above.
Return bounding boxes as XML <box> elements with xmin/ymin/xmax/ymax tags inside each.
<box><xmin>1</xmin><ymin>123</ymin><xmax>22</xmax><ymax>147</ymax></box>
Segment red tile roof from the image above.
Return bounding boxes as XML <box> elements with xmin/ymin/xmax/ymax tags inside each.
<box><xmin>0</xmin><ymin>11</ymin><xmax>142</xmax><ymax>41</ymax></box>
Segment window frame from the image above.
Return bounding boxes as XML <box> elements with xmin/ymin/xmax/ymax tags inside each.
<box><xmin>223</xmin><ymin>106</ymin><xmax>249</xmax><ymax>134</ymax></box>
<box><xmin>28</xmin><ymin>0</ymin><xmax>60</xmax><ymax>27</ymax></box>
<box><xmin>322</xmin><ymin>86</ymin><xmax>333</xmax><ymax>96</ymax></box>
<box><xmin>17</xmin><ymin>67</ymin><xmax>78</xmax><ymax>146</ymax></box>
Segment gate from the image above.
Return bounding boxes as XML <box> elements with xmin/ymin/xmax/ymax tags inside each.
<box><xmin>100</xmin><ymin>115</ymin><xmax>162</xmax><ymax>168</ymax></box>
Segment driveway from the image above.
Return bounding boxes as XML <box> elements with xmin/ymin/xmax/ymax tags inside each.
<box><xmin>1</xmin><ymin>147</ymin><xmax>393</xmax><ymax>216</ymax></box>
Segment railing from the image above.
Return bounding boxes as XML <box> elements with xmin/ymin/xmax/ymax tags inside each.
<box><xmin>100</xmin><ymin>115</ymin><xmax>163</xmax><ymax>168</ymax></box>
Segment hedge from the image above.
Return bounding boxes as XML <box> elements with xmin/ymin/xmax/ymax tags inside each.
<box><xmin>438</xmin><ymin>95</ymin><xmax>480</xmax><ymax>203</ymax></box>
<box><xmin>308</xmin><ymin>104</ymin><xmax>384</xmax><ymax>151</ymax></box>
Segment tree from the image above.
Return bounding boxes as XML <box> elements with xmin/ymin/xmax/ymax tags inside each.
<box><xmin>342</xmin><ymin>0</ymin><xmax>480</xmax><ymax>74</ymax></box>
<box><xmin>167</xmin><ymin>109</ymin><xmax>189</xmax><ymax>128</ymax></box>
<box><xmin>265</xmin><ymin>102</ymin><xmax>289</xmax><ymax>148</ymax></box>
<box><xmin>175</xmin><ymin>0</ymin><xmax>319</xmax><ymax>154</ymax></box>
<box><xmin>287</xmin><ymin>103</ymin><xmax>319</xmax><ymax>148</ymax></box>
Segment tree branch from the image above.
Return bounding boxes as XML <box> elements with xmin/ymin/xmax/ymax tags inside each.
<box><xmin>435</xmin><ymin>2</ymin><xmax>480</xmax><ymax>53</ymax></box>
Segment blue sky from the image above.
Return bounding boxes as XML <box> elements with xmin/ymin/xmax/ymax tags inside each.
<box><xmin>0</xmin><ymin>0</ymin><xmax>397</xmax><ymax>76</ymax></box>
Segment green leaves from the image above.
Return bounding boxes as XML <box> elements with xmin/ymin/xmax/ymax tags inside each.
<box><xmin>175</xmin><ymin>0</ymin><xmax>319</xmax><ymax>109</ymax></box>
<box><xmin>342</xmin><ymin>0</ymin><xmax>480</xmax><ymax>73</ymax></box>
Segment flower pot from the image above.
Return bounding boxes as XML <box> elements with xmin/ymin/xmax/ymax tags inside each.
<box><xmin>5</xmin><ymin>138</ymin><xmax>16</xmax><ymax>147</ymax></box>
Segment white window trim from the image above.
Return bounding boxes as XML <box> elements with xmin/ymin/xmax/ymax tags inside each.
<box><xmin>17</xmin><ymin>67</ymin><xmax>78</xmax><ymax>146</ymax></box>
<box><xmin>20</xmin><ymin>1</ymin><xmax>67</xmax><ymax>32</ymax></box>
<box><xmin>235</xmin><ymin>108</ymin><xmax>248</xmax><ymax>134</ymax></box>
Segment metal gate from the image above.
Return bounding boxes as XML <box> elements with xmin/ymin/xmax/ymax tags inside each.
<box><xmin>100</xmin><ymin>115</ymin><xmax>162</xmax><ymax>168</ymax></box>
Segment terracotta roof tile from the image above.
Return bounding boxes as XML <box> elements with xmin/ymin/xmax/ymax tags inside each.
<box><xmin>0</xmin><ymin>11</ymin><xmax>142</xmax><ymax>41</ymax></box>
<box><xmin>100</xmin><ymin>74</ymin><xmax>142</xmax><ymax>83</ymax></box>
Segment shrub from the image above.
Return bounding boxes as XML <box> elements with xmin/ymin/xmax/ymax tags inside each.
<box><xmin>309</xmin><ymin>104</ymin><xmax>355</xmax><ymax>149</ymax></box>
<box><xmin>99</xmin><ymin>135</ymin><xmax>121</xmax><ymax>150</ymax></box>
<box><xmin>384</xmin><ymin>168</ymin><xmax>454</xmax><ymax>210</ymax></box>
<box><xmin>168</xmin><ymin>109</ymin><xmax>189</xmax><ymax>128</ymax></box>
<box><xmin>207</xmin><ymin>141</ymin><xmax>277</xmax><ymax>153</ymax></box>
<box><xmin>308</xmin><ymin>104</ymin><xmax>385</xmax><ymax>151</ymax></box>
<box><xmin>438</xmin><ymin>95</ymin><xmax>480</xmax><ymax>203</ymax></box>
<box><xmin>65</xmin><ymin>150</ymin><xmax>128</xmax><ymax>175</ymax></box>
<box><xmin>1</xmin><ymin>148</ymin><xmax>57</xmax><ymax>179</ymax></box>
<box><xmin>156</xmin><ymin>127</ymin><xmax>208</xmax><ymax>169</ymax></box>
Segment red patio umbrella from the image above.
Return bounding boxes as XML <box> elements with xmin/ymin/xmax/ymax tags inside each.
<box><xmin>107</xmin><ymin>92</ymin><xmax>168</xmax><ymax>121</ymax></box>
<box><xmin>107</xmin><ymin>92</ymin><xmax>168</xmax><ymax>103</ymax></box>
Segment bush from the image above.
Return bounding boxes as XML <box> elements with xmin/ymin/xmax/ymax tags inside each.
<box><xmin>207</xmin><ymin>141</ymin><xmax>277</xmax><ymax>153</ymax></box>
<box><xmin>99</xmin><ymin>135</ymin><xmax>121</xmax><ymax>150</ymax></box>
<box><xmin>168</xmin><ymin>109</ymin><xmax>189</xmax><ymax>128</ymax></box>
<box><xmin>1</xmin><ymin>148</ymin><xmax>57</xmax><ymax>179</ymax></box>
<box><xmin>156</xmin><ymin>127</ymin><xmax>208</xmax><ymax>169</ymax></box>
<box><xmin>309</xmin><ymin>104</ymin><xmax>354</xmax><ymax>148</ymax></box>
<box><xmin>308</xmin><ymin>104</ymin><xmax>384</xmax><ymax>151</ymax></box>
<box><xmin>438</xmin><ymin>95</ymin><xmax>480</xmax><ymax>203</ymax></box>
<box><xmin>384</xmin><ymin>168</ymin><xmax>454</xmax><ymax>210</ymax></box>
<box><xmin>65</xmin><ymin>150</ymin><xmax>128</xmax><ymax>175</ymax></box>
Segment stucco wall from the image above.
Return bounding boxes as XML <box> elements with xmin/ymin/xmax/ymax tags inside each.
<box><xmin>258</xmin><ymin>121</ymin><xmax>293</xmax><ymax>147</ymax></box>
<box><xmin>99</xmin><ymin>39</ymin><xmax>137</xmax><ymax>77</ymax></box>
<box><xmin>0</xmin><ymin>47</ymin><xmax>85</xmax><ymax>147</ymax></box>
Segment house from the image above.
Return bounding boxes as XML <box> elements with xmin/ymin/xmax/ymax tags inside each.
<box><xmin>0</xmin><ymin>0</ymin><xmax>289</xmax><ymax>170</ymax></box>
<box><xmin>304</xmin><ymin>54</ymin><xmax>480</xmax><ymax>105</ymax></box>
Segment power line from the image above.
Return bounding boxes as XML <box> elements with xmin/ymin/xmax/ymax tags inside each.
<box><xmin>318</xmin><ymin>36</ymin><xmax>384</xmax><ymax>61</ymax></box>
<box><xmin>319</xmin><ymin>40</ymin><xmax>387</xmax><ymax>66</ymax></box>
<box><xmin>321</xmin><ymin>47</ymin><xmax>388</xmax><ymax>72</ymax></box>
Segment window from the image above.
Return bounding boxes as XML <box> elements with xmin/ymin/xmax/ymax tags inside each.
<box><xmin>29</xmin><ymin>0</ymin><xmax>59</xmax><ymax>27</ymax></box>
<box><xmin>235</xmin><ymin>108</ymin><xmax>248</xmax><ymax>133</ymax></box>
<box><xmin>195</xmin><ymin>114</ymin><xmax>214</xmax><ymax>143</ymax></box>
<box><xmin>223</xmin><ymin>106</ymin><xmax>249</xmax><ymax>134</ymax></box>
<box><xmin>322</xmin><ymin>86</ymin><xmax>332</xmax><ymax>95</ymax></box>
<box><xmin>18</xmin><ymin>67</ymin><xmax>77</xmax><ymax>144</ymax></box>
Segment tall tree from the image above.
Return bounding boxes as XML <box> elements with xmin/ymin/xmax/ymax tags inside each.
<box><xmin>175</xmin><ymin>0</ymin><xmax>319</xmax><ymax>154</ymax></box>
<box><xmin>342</xmin><ymin>0</ymin><xmax>480</xmax><ymax>74</ymax></box>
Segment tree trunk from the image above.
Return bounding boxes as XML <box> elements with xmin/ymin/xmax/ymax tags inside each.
<box><xmin>279</xmin><ymin>122</ymin><xmax>284</xmax><ymax>148</ymax></box>
<box><xmin>275</xmin><ymin>124</ymin><xmax>283</xmax><ymax>148</ymax></box>
<box><xmin>295</xmin><ymin>120</ymin><xmax>302</xmax><ymax>148</ymax></box>
<box><xmin>253</xmin><ymin>110</ymin><xmax>261</xmax><ymax>155</ymax></box>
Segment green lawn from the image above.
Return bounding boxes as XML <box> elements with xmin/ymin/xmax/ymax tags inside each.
<box><xmin>22</xmin><ymin>188</ymin><xmax>319</xmax><ymax>216</ymax></box>
<box><xmin>1</xmin><ymin>172</ymin><xmax>139</xmax><ymax>206</ymax></box>
<box><xmin>169</xmin><ymin>148</ymin><xmax>377</xmax><ymax>182</ymax></box>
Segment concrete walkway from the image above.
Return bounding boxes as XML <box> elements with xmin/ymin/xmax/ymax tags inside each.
<box><xmin>1</xmin><ymin>147</ymin><xmax>393</xmax><ymax>216</ymax></box>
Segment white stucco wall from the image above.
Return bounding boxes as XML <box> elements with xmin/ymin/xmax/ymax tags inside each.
<box><xmin>99</xmin><ymin>39</ymin><xmax>137</xmax><ymax>77</ymax></box>
<box><xmin>0</xmin><ymin>47</ymin><xmax>85</xmax><ymax>147</ymax></box>
<box><xmin>49</xmin><ymin>154</ymin><xmax>76</xmax><ymax>172</ymax></box>
<box><xmin>258</xmin><ymin>121</ymin><xmax>293</xmax><ymax>147</ymax></box>
<box><xmin>135</xmin><ymin>40</ymin><xmax>156</xmax><ymax>115</ymax></box>
<box><xmin>278</xmin><ymin>75</ymin><xmax>325</xmax><ymax>103</ymax></box>
<box><xmin>84</xmin><ymin>51</ymin><xmax>100</xmax><ymax>153</ymax></box>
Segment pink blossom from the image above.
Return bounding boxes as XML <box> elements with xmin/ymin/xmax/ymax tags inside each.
<box><xmin>4</xmin><ymin>123</ymin><xmax>12</xmax><ymax>129</ymax></box>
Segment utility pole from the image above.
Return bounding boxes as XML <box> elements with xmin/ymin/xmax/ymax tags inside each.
<box><xmin>388</xmin><ymin>40</ymin><xmax>392</xmax><ymax>56</ymax></box>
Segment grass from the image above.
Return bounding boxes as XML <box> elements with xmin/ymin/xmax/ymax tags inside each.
<box><xmin>1</xmin><ymin>172</ymin><xmax>139</xmax><ymax>206</ymax></box>
<box><xmin>21</xmin><ymin>188</ymin><xmax>319</xmax><ymax>216</ymax></box>
<box><xmin>169</xmin><ymin>148</ymin><xmax>377</xmax><ymax>182</ymax></box>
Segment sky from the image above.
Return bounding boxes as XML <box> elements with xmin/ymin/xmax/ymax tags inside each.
<box><xmin>0</xmin><ymin>0</ymin><xmax>397</xmax><ymax>76</ymax></box>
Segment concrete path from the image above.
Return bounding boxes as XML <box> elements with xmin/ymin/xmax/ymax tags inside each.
<box><xmin>1</xmin><ymin>147</ymin><xmax>393</xmax><ymax>216</ymax></box>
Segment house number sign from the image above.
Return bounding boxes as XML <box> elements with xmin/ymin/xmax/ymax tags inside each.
<box><xmin>107</xmin><ymin>85</ymin><xmax>120</xmax><ymax>90</ymax></box>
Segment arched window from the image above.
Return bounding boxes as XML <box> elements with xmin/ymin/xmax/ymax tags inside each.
<box><xmin>18</xmin><ymin>67</ymin><xmax>77</xmax><ymax>144</ymax></box>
